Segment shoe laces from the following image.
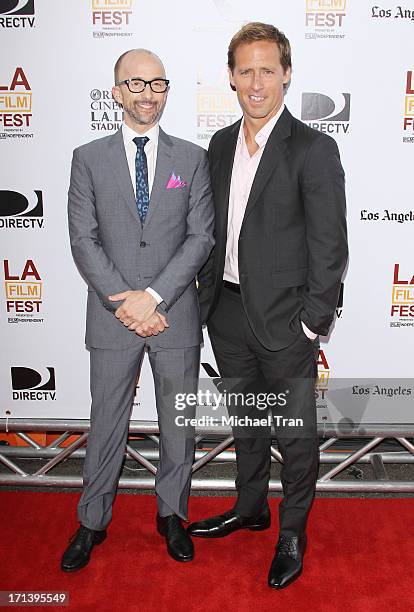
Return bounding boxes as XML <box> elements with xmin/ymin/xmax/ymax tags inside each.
<box><xmin>70</xmin><ymin>525</ymin><xmax>91</xmax><ymax>544</ymax></box>
<box><xmin>277</xmin><ymin>536</ymin><xmax>297</xmax><ymax>558</ymax></box>
<box><xmin>166</xmin><ymin>516</ymin><xmax>183</xmax><ymax>534</ymax></box>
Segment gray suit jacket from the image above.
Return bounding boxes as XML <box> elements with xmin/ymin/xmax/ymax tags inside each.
<box><xmin>68</xmin><ymin>127</ymin><xmax>214</xmax><ymax>350</ymax></box>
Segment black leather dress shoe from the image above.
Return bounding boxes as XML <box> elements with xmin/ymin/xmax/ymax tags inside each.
<box><xmin>157</xmin><ymin>514</ymin><xmax>194</xmax><ymax>562</ymax></box>
<box><xmin>268</xmin><ymin>534</ymin><xmax>307</xmax><ymax>589</ymax></box>
<box><xmin>188</xmin><ymin>505</ymin><xmax>271</xmax><ymax>538</ymax></box>
<box><xmin>61</xmin><ymin>525</ymin><xmax>107</xmax><ymax>572</ymax></box>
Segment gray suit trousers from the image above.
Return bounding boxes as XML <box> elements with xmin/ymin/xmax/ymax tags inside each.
<box><xmin>77</xmin><ymin>343</ymin><xmax>200</xmax><ymax>530</ymax></box>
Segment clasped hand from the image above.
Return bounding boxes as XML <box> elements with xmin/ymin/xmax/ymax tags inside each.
<box><xmin>108</xmin><ymin>290</ymin><xmax>169</xmax><ymax>337</ymax></box>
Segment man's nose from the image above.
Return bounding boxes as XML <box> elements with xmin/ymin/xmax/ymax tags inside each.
<box><xmin>251</xmin><ymin>74</ymin><xmax>264</xmax><ymax>90</ymax></box>
<box><xmin>141</xmin><ymin>82</ymin><xmax>155</xmax><ymax>97</ymax></box>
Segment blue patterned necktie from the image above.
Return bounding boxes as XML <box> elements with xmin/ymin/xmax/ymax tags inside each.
<box><xmin>133</xmin><ymin>136</ymin><xmax>150</xmax><ymax>225</ymax></box>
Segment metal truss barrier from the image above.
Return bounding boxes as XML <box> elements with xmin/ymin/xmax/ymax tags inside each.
<box><xmin>1</xmin><ymin>419</ymin><xmax>414</xmax><ymax>492</ymax></box>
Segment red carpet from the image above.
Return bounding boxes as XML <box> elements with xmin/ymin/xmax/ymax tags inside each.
<box><xmin>1</xmin><ymin>492</ymin><xmax>413</xmax><ymax>612</ymax></box>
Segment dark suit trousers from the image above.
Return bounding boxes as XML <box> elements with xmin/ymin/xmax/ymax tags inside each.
<box><xmin>207</xmin><ymin>285</ymin><xmax>320</xmax><ymax>536</ymax></box>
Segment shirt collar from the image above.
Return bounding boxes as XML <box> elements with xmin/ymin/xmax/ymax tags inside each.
<box><xmin>238</xmin><ymin>103</ymin><xmax>285</xmax><ymax>150</ymax></box>
<box><xmin>122</xmin><ymin>121</ymin><xmax>159</xmax><ymax>147</ymax></box>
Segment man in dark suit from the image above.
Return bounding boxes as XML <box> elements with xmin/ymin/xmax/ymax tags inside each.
<box><xmin>188</xmin><ymin>23</ymin><xmax>348</xmax><ymax>589</ymax></box>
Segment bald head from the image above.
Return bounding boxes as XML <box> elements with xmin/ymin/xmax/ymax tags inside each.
<box><xmin>114</xmin><ymin>49</ymin><xmax>165</xmax><ymax>84</ymax></box>
<box><xmin>112</xmin><ymin>48</ymin><xmax>169</xmax><ymax>133</ymax></box>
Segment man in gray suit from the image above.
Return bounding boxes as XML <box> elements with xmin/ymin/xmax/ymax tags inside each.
<box><xmin>61</xmin><ymin>49</ymin><xmax>214</xmax><ymax>571</ymax></box>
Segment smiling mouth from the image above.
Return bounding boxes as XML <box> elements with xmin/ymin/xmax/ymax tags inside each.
<box><xmin>136</xmin><ymin>101</ymin><xmax>156</xmax><ymax>110</ymax></box>
<box><xmin>249</xmin><ymin>95</ymin><xmax>265</xmax><ymax>103</ymax></box>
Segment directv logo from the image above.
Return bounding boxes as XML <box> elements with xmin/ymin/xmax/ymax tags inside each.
<box><xmin>11</xmin><ymin>367</ymin><xmax>56</xmax><ymax>400</ymax></box>
<box><xmin>0</xmin><ymin>0</ymin><xmax>34</xmax><ymax>14</ymax></box>
<box><xmin>301</xmin><ymin>92</ymin><xmax>351</xmax><ymax>134</ymax></box>
<box><xmin>0</xmin><ymin>190</ymin><xmax>44</xmax><ymax>229</ymax></box>
<box><xmin>0</xmin><ymin>1</ymin><xmax>35</xmax><ymax>28</ymax></box>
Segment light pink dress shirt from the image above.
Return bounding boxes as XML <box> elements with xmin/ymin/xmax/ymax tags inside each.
<box><xmin>223</xmin><ymin>104</ymin><xmax>317</xmax><ymax>340</ymax></box>
<box><xmin>224</xmin><ymin>105</ymin><xmax>285</xmax><ymax>284</ymax></box>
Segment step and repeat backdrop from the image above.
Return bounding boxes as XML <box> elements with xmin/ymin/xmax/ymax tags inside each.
<box><xmin>1</xmin><ymin>0</ymin><xmax>413</xmax><ymax>424</ymax></box>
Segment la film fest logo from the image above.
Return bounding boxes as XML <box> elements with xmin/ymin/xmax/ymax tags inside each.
<box><xmin>317</xmin><ymin>349</ymin><xmax>330</xmax><ymax>389</ymax></box>
<box><xmin>314</xmin><ymin>349</ymin><xmax>330</xmax><ymax>407</ymax></box>
<box><xmin>91</xmin><ymin>0</ymin><xmax>133</xmax><ymax>38</ymax></box>
<box><xmin>0</xmin><ymin>190</ymin><xmax>44</xmax><ymax>229</ymax></box>
<box><xmin>11</xmin><ymin>367</ymin><xmax>56</xmax><ymax>401</ymax></box>
<box><xmin>196</xmin><ymin>70</ymin><xmax>238</xmax><ymax>143</ymax></box>
<box><xmin>390</xmin><ymin>264</ymin><xmax>414</xmax><ymax>326</ymax></box>
<box><xmin>0</xmin><ymin>67</ymin><xmax>33</xmax><ymax>138</ymax></box>
<box><xmin>305</xmin><ymin>0</ymin><xmax>347</xmax><ymax>40</ymax></box>
<box><xmin>0</xmin><ymin>0</ymin><xmax>35</xmax><ymax>29</ymax></box>
<box><xmin>90</xmin><ymin>88</ymin><xmax>123</xmax><ymax>132</ymax></box>
<box><xmin>403</xmin><ymin>70</ymin><xmax>414</xmax><ymax>143</ymax></box>
<box><xmin>301</xmin><ymin>92</ymin><xmax>351</xmax><ymax>135</ymax></box>
<box><xmin>3</xmin><ymin>259</ymin><xmax>44</xmax><ymax>324</ymax></box>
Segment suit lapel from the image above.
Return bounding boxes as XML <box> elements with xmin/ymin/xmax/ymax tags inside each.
<box><xmin>143</xmin><ymin>127</ymin><xmax>172</xmax><ymax>228</ymax></box>
<box><xmin>215</xmin><ymin>119</ymin><xmax>240</xmax><ymax>240</ymax></box>
<box><xmin>242</xmin><ymin>107</ymin><xmax>293</xmax><ymax>222</ymax></box>
<box><xmin>105</xmin><ymin>129</ymin><xmax>140</xmax><ymax>225</ymax></box>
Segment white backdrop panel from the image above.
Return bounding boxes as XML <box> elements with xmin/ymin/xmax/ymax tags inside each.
<box><xmin>1</xmin><ymin>0</ymin><xmax>413</xmax><ymax>420</ymax></box>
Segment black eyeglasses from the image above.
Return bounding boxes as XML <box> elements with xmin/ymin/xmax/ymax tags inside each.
<box><xmin>115</xmin><ymin>77</ymin><xmax>170</xmax><ymax>93</ymax></box>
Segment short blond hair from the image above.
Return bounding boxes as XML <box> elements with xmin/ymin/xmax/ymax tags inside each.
<box><xmin>228</xmin><ymin>22</ymin><xmax>292</xmax><ymax>74</ymax></box>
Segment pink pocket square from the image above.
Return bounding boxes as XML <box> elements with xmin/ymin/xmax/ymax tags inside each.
<box><xmin>166</xmin><ymin>173</ymin><xmax>187</xmax><ymax>189</ymax></box>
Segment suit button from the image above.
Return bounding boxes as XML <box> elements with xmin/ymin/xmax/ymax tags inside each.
<box><xmin>140</xmin><ymin>241</ymin><xmax>146</xmax><ymax>247</ymax></box>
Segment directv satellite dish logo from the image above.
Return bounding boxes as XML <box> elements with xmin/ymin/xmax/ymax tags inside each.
<box><xmin>0</xmin><ymin>1</ymin><xmax>35</xmax><ymax>28</ymax></box>
<box><xmin>0</xmin><ymin>190</ymin><xmax>44</xmax><ymax>229</ymax></box>
<box><xmin>301</xmin><ymin>92</ymin><xmax>351</xmax><ymax>135</ymax></box>
<box><xmin>11</xmin><ymin>367</ymin><xmax>56</xmax><ymax>401</ymax></box>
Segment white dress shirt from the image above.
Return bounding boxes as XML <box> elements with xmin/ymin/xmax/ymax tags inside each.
<box><xmin>224</xmin><ymin>105</ymin><xmax>317</xmax><ymax>340</ymax></box>
<box><xmin>122</xmin><ymin>122</ymin><xmax>162</xmax><ymax>305</ymax></box>
<box><xmin>122</xmin><ymin>121</ymin><xmax>158</xmax><ymax>195</ymax></box>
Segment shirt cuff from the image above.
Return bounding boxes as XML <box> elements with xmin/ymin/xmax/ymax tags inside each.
<box><xmin>145</xmin><ymin>287</ymin><xmax>163</xmax><ymax>305</ymax></box>
<box><xmin>301</xmin><ymin>321</ymin><xmax>318</xmax><ymax>340</ymax></box>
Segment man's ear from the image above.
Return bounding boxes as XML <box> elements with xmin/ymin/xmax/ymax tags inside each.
<box><xmin>228</xmin><ymin>67</ymin><xmax>236</xmax><ymax>92</ymax></box>
<box><xmin>112</xmin><ymin>85</ymin><xmax>122</xmax><ymax>106</ymax></box>
<box><xmin>283</xmin><ymin>66</ymin><xmax>292</xmax><ymax>86</ymax></box>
